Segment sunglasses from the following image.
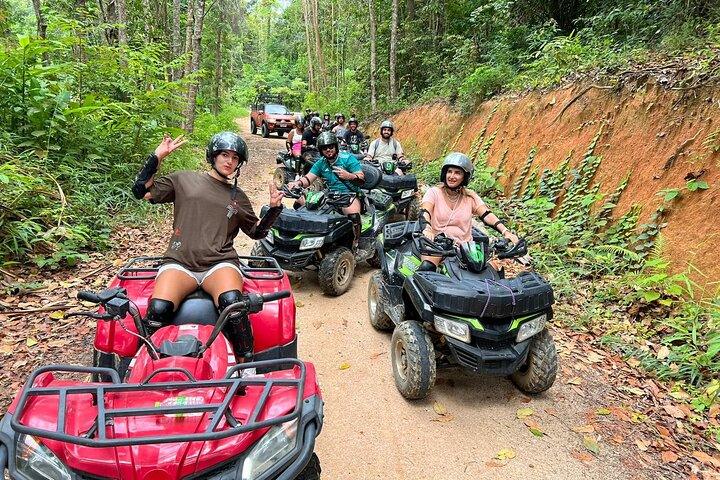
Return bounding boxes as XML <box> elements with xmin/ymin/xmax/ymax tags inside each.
<box><xmin>320</xmin><ymin>145</ymin><xmax>336</xmax><ymax>152</ymax></box>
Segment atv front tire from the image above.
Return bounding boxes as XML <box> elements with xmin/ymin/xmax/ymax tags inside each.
<box><xmin>250</xmin><ymin>241</ymin><xmax>269</xmax><ymax>257</ymax></box>
<box><xmin>368</xmin><ymin>271</ymin><xmax>393</xmax><ymax>331</ymax></box>
<box><xmin>273</xmin><ymin>167</ymin><xmax>291</xmax><ymax>188</ymax></box>
<box><xmin>391</xmin><ymin>321</ymin><xmax>436</xmax><ymax>400</ymax></box>
<box><xmin>510</xmin><ymin>328</ymin><xmax>558</xmax><ymax>394</ymax></box>
<box><xmin>92</xmin><ymin>349</ymin><xmax>131</xmax><ymax>382</ymax></box>
<box><xmin>295</xmin><ymin>453</ymin><xmax>321</xmax><ymax>480</ymax></box>
<box><xmin>318</xmin><ymin>247</ymin><xmax>355</xmax><ymax>296</ymax></box>
<box><xmin>250</xmin><ymin>118</ymin><xmax>257</xmax><ymax>135</ymax></box>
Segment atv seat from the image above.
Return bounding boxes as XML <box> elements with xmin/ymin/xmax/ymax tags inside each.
<box><xmin>172</xmin><ymin>289</ymin><xmax>218</xmax><ymax>326</ymax></box>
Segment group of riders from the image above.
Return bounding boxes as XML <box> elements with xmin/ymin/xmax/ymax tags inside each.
<box><xmin>131</xmin><ymin>116</ymin><xmax>518</xmax><ymax>346</ymax></box>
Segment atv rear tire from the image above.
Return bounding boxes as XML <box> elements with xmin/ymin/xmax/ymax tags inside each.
<box><xmin>406</xmin><ymin>196</ymin><xmax>421</xmax><ymax>220</ymax></box>
<box><xmin>273</xmin><ymin>167</ymin><xmax>291</xmax><ymax>188</ymax></box>
<box><xmin>318</xmin><ymin>247</ymin><xmax>354</xmax><ymax>296</ymax></box>
<box><xmin>510</xmin><ymin>328</ymin><xmax>558</xmax><ymax>394</ymax></box>
<box><xmin>295</xmin><ymin>453</ymin><xmax>321</xmax><ymax>480</ymax></box>
<box><xmin>368</xmin><ymin>271</ymin><xmax>393</xmax><ymax>331</ymax></box>
<box><xmin>250</xmin><ymin>118</ymin><xmax>257</xmax><ymax>135</ymax></box>
<box><xmin>391</xmin><ymin>321</ymin><xmax>436</xmax><ymax>400</ymax></box>
<box><xmin>261</xmin><ymin>122</ymin><xmax>269</xmax><ymax>138</ymax></box>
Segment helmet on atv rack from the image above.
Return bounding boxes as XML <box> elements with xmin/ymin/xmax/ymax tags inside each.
<box><xmin>206</xmin><ymin>131</ymin><xmax>248</xmax><ymax>167</ymax></box>
<box><xmin>380</xmin><ymin>120</ymin><xmax>394</xmax><ymax>134</ymax></box>
<box><xmin>440</xmin><ymin>152</ymin><xmax>473</xmax><ymax>187</ymax></box>
<box><xmin>310</xmin><ymin>116</ymin><xmax>322</xmax><ymax>128</ymax></box>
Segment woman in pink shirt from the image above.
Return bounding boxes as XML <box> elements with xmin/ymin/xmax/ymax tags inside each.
<box><xmin>418</xmin><ymin>152</ymin><xmax>519</xmax><ymax>271</ymax></box>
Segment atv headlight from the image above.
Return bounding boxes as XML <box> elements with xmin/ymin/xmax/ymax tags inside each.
<box><xmin>434</xmin><ymin>315</ymin><xmax>471</xmax><ymax>343</ymax></box>
<box><xmin>299</xmin><ymin>237</ymin><xmax>324</xmax><ymax>250</ymax></box>
<box><xmin>16</xmin><ymin>434</ymin><xmax>71</xmax><ymax>480</ymax></box>
<box><xmin>241</xmin><ymin>420</ymin><xmax>298</xmax><ymax>480</ymax></box>
<box><xmin>265</xmin><ymin>230</ymin><xmax>274</xmax><ymax>245</ymax></box>
<box><xmin>516</xmin><ymin>314</ymin><xmax>547</xmax><ymax>343</ymax></box>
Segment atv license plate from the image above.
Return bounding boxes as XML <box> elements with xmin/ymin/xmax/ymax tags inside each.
<box><xmin>401</xmin><ymin>189</ymin><xmax>414</xmax><ymax>199</ymax></box>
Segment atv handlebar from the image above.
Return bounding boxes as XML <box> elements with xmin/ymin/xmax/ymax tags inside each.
<box><xmin>77</xmin><ymin>291</ymin><xmax>102</xmax><ymax>303</ymax></box>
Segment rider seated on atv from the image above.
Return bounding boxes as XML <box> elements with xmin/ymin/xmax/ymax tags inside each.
<box><xmin>302</xmin><ymin>116</ymin><xmax>323</xmax><ymax>154</ymax></box>
<box><xmin>365</xmin><ymin>120</ymin><xmax>407</xmax><ymax>174</ymax></box>
<box><xmin>331</xmin><ymin>113</ymin><xmax>346</xmax><ymax>134</ymax></box>
<box><xmin>322</xmin><ymin>113</ymin><xmax>333</xmax><ymax>131</ymax></box>
<box><xmin>286</xmin><ymin>114</ymin><xmax>305</xmax><ymax>158</ymax></box>
<box><xmin>131</xmin><ymin>131</ymin><xmax>284</xmax><ymax>357</ymax></box>
<box><xmin>418</xmin><ymin>152</ymin><xmax>520</xmax><ymax>272</ymax></box>
<box><xmin>342</xmin><ymin>116</ymin><xmax>365</xmax><ymax>150</ymax></box>
<box><xmin>287</xmin><ymin>131</ymin><xmax>366</xmax><ymax>251</ymax></box>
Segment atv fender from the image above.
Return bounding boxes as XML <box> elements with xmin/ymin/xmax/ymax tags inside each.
<box><xmin>403</xmin><ymin>275</ymin><xmax>436</xmax><ymax>323</ymax></box>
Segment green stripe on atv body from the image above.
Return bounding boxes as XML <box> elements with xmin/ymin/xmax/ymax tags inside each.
<box><xmin>271</xmin><ymin>228</ymin><xmax>311</xmax><ymax>240</ymax></box>
<box><xmin>509</xmin><ymin>313</ymin><xmax>541</xmax><ymax>331</ymax></box>
<box><xmin>398</xmin><ymin>255</ymin><xmax>422</xmax><ymax>277</ymax></box>
<box><xmin>443</xmin><ymin>313</ymin><xmax>484</xmax><ymax>331</ymax></box>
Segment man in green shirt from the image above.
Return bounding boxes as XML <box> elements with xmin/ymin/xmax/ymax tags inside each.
<box><xmin>288</xmin><ymin>131</ymin><xmax>365</xmax><ymax>250</ymax></box>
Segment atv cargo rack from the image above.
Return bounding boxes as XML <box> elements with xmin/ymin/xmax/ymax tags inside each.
<box><xmin>116</xmin><ymin>256</ymin><xmax>285</xmax><ymax>281</ymax></box>
<box><xmin>11</xmin><ymin>360</ymin><xmax>305</xmax><ymax>447</ymax></box>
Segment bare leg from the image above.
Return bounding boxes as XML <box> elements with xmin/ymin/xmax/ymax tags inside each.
<box><xmin>202</xmin><ymin>266</ymin><xmax>244</xmax><ymax>305</ymax></box>
<box><xmin>152</xmin><ymin>269</ymin><xmax>198</xmax><ymax>308</ymax></box>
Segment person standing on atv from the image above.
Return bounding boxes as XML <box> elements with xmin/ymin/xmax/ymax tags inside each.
<box><xmin>302</xmin><ymin>116</ymin><xmax>323</xmax><ymax>153</ymax></box>
<box><xmin>131</xmin><ymin>131</ymin><xmax>284</xmax><ymax>355</ymax></box>
<box><xmin>365</xmin><ymin>120</ymin><xmax>407</xmax><ymax>174</ymax></box>
<box><xmin>287</xmin><ymin>131</ymin><xmax>366</xmax><ymax>251</ymax></box>
<box><xmin>417</xmin><ymin>152</ymin><xmax>519</xmax><ymax>271</ymax></box>
<box><xmin>286</xmin><ymin>114</ymin><xmax>305</xmax><ymax>158</ymax></box>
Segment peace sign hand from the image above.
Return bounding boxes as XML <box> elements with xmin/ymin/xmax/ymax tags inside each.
<box><xmin>154</xmin><ymin>134</ymin><xmax>187</xmax><ymax>161</ymax></box>
<box><xmin>269</xmin><ymin>182</ymin><xmax>284</xmax><ymax>207</ymax></box>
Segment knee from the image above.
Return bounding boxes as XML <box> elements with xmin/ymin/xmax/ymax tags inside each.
<box><xmin>218</xmin><ymin>289</ymin><xmax>244</xmax><ymax>311</ymax></box>
<box><xmin>146</xmin><ymin>298</ymin><xmax>175</xmax><ymax>327</ymax></box>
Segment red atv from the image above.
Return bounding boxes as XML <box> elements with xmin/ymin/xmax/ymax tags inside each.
<box><xmin>0</xmin><ymin>256</ymin><xmax>323</xmax><ymax>480</ymax></box>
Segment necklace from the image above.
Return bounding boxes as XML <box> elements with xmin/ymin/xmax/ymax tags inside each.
<box><xmin>439</xmin><ymin>187</ymin><xmax>463</xmax><ymax>229</ymax></box>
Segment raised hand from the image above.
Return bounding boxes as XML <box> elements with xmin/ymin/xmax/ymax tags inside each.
<box><xmin>332</xmin><ymin>166</ymin><xmax>352</xmax><ymax>180</ymax></box>
<box><xmin>269</xmin><ymin>182</ymin><xmax>284</xmax><ymax>207</ymax></box>
<box><xmin>154</xmin><ymin>134</ymin><xmax>187</xmax><ymax>161</ymax></box>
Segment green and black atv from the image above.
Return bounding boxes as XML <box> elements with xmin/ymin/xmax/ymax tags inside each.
<box><xmin>368</xmin><ymin>220</ymin><xmax>558</xmax><ymax>399</ymax></box>
<box><xmin>365</xmin><ymin>157</ymin><xmax>420</xmax><ymax>220</ymax></box>
<box><xmin>252</xmin><ymin>165</ymin><xmax>395</xmax><ymax>296</ymax></box>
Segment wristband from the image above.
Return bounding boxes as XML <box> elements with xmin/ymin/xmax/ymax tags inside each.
<box><xmin>491</xmin><ymin>220</ymin><xmax>506</xmax><ymax>234</ymax></box>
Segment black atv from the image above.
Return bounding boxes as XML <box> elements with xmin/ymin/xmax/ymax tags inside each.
<box><xmin>365</xmin><ymin>157</ymin><xmax>420</xmax><ymax>220</ymax></box>
<box><xmin>253</xmin><ymin>165</ymin><xmax>395</xmax><ymax>296</ymax></box>
<box><xmin>273</xmin><ymin>146</ymin><xmax>324</xmax><ymax>192</ymax></box>
<box><xmin>368</xmin><ymin>220</ymin><xmax>558</xmax><ymax>399</ymax></box>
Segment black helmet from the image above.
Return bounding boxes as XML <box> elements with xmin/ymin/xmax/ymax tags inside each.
<box><xmin>316</xmin><ymin>131</ymin><xmax>338</xmax><ymax>150</ymax></box>
<box><xmin>440</xmin><ymin>152</ymin><xmax>474</xmax><ymax>187</ymax></box>
<box><xmin>348</xmin><ymin>116</ymin><xmax>358</xmax><ymax>126</ymax></box>
<box><xmin>206</xmin><ymin>131</ymin><xmax>247</xmax><ymax>167</ymax></box>
<box><xmin>323</xmin><ymin>113</ymin><xmax>330</xmax><ymax>119</ymax></box>
<box><xmin>310</xmin><ymin>116</ymin><xmax>322</xmax><ymax>128</ymax></box>
<box><xmin>294</xmin><ymin>114</ymin><xmax>303</xmax><ymax>126</ymax></box>
<box><xmin>305</xmin><ymin>108</ymin><xmax>311</xmax><ymax>113</ymax></box>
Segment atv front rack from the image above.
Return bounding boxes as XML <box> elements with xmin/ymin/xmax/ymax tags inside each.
<box><xmin>11</xmin><ymin>360</ymin><xmax>305</xmax><ymax>447</ymax></box>
<box><xmin>116</xmin><ymin>256</ymin><xmax>285</xmax><ymax>281</ymax></box>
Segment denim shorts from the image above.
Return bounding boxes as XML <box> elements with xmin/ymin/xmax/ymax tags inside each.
<box><xmin>157</xmin><ymin>262</ymin><xmax>242</xmax><ymax>285</ymax></box>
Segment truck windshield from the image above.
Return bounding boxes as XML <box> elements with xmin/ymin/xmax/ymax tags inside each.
<box><xmin>265</xmin><ymin>104</ymin><xmax>290</xmax><ymax>114</ymax></box>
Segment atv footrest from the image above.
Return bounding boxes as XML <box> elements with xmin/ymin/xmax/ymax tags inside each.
<box><xmin>11</xmin><ymin>360</ymin><xmax>306</xmax><ymax>447</ymax></box>
<box><xmin>445</xmin><ymin>337</ymin><xmax>531</xmax><ymax>376</ymax></box>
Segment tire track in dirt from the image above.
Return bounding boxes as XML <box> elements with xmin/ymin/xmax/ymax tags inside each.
<box><xmin>234</xmin><ymin>118</ymin><xmax>643</xmax><ymax>480</ymax></box>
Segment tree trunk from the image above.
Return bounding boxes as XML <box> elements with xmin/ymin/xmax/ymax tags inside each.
<box><xmin>182</xmin><ymin>0</ymin><xmax>205</xmax><ymax>132</ymax></box>
<box><xmin>389</xmin><ymin>0</ymin><xmax>398</xmax><ymax>100</ymax></box>
<box><xmin>183</xmin><ymin>0</ymin><xmax>195</xmax><ymax>78</ymax></box>
<box><xmin>368</xmin><ymin>0</ymin><xmax>377</xmax><ymax>110</ymax></box>
<box><xmin>301</xmin><ymin>0</ymin><xmax>315</xmax><ymax>91</ymax></box>
<box><xmin>212</xmin><ymin>26</ymin><xmax>223</xmax><ymax>115</ymax></box>
<box><xmin>117</xmin><ymin>0</ymin><xmax>127</xmax><ymax>44</ymax></box>
<box><xmin>171</xmin><ymin>0</ymin><xmax>181</xmax><ymax>80</ymax></box>
<box><xmin>406</xmin><ymin>0</ymin><xmax>414</xmax><ymax>21</ymax></box>
<box><xmin>31</xmin><ymin>0</ymin><xmax>47</xmax><ymax>40</ymax></box>
<box><xmin>310</xmin><ymin>0</ymin><xmax>326</xmax><ymax>88</ymax></box>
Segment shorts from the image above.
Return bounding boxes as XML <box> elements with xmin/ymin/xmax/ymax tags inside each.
<box><xmin>157</xmin><ymin>262</ymin><xmax>243</xmax><ymax>285</ymax></box>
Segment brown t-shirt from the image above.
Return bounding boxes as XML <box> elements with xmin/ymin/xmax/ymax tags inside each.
<box><xmin>150</xmin><ymin>171</ymin><xmax>261</xmax><ymax>270</ymax></box>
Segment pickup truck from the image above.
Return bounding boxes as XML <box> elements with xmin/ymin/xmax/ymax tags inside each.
<box><xmin>250</xmin><ymin>94</ymin><xmax>295</xmax><ymax>138</ymax></box>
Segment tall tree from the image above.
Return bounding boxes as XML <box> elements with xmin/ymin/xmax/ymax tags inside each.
<box><xmin>171</xmin><ymin>0</ymin><xmax>181</xmax><ymax>80</ymax></box>
<box><xmin>117</xmin><ymin>0</ymin><xmax>128</xmax><ymax>44</ymax></box>
<box><xmin>301</xmin><ymin>0</ymin><xmax>316</xmax><ymax>91</ymax></box>
<box><xmin>30</xmin><ymin>0</ymin><xmax>47</xmax><ymax>40</ymax></box>
<box><xmin>183</xmin><ymin>0</ymin><xmax>205</xmax><ymax>132</ymax></box>
<box><xmin>368</xmin><ymin>0</ymin><xmax>377</xmax><ymax>110</ymax></box>
<box><xmin>183</xmin><ymin>0</ymin><xmax>195</xmax><ymax>77</ymax></box>
<box><xmin>310</xmin><ymin>0</ymin><xmax>326</xmax><ymax>88</ymax></box>
<box><xmin>389</xmin><ymin>0</ymin><xmax>398</xmax><ymax>100</ymax></box>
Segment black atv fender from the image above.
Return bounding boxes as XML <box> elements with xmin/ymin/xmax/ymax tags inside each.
<box><xmin>403</xmin><ymin>275</ymin><xmax>436</xmax><ymax>323</ymax></box>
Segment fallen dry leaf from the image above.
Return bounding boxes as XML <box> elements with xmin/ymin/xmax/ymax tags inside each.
<box><xmin>48</xmin><ymin>310</ymin><xmax>64</xmax><ymax>320</ymax></box>
<box><xmin>661</xmin><ymin>451</ymin><xmax>679</xmax><ymax>463</ymax></box>
<box><xmin>433</xmin><ymin>401</ymin><xmax>448</xmax><ymax>416</ymax></box>
<box><xmin>524</xmin><ymin>419</ymin><xmax>545</xmax><ymax>437</ymax></box>
<box><xmin>596</xmin><ymin>407</ymin><xmax>611</xmax><ymax>416</ymax></box>
<box><xmin>583</xmin><ymin>436</ymin><xmax>600</xmax><ymax>455</ymax></box>
<box><xmin>26</xmin><ymin>337</ymin><xmax>38</xmax><ymax>347</ymax></box>
<box><xmin>663</xmin><ymin>404</ymin><xmax>686</xmax><ymax>419</ymax></box>
<box><xmin>567</xmin><ymin>376</ymin><xmax>582</xmax><ymax>385</ymax></box>
<box><xmin>571</xmin><ymin>450</ymin><xmax>595</xmax><ymax>463</ymax></box>
<box><xmin>635</xmin><ymin>439</ymin><xmax>649</xmax><ymax>452</ymax></box>
<box><xmin>339</xmin><ymin>362</ymin><xmax>350</xmax><ymax>370</ymax></box>
<box><xmin>495</xmin><ymin>448</ymin><xmax>516</xmax><ymax>460</ymax></box>
<box><xmin>656</xmin><ymin>345</ymin><xmax>670</xmax><ymax>360</ymax></box>
<box><xmin>692</xmin><ymin>451</ymin><xmax>720</xmax><ymax>468</ymax></box>
<box><xmin>572</xmin><ymin>425</ymin><xmax>595</xmax><ymax>434</ymax></box>
<box><xmin>516</xmin><ymin>407</ymin><xmax>534</xmax><ymax>419</ymax></box>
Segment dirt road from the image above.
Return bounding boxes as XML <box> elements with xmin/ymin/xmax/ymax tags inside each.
<box><xmin>233</xmin><ymin>119</ymin><xmax>640</xmax><ymax>480</ymax></box>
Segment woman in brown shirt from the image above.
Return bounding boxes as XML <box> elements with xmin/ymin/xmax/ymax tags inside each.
<box><xmin>132</xmin><ymin>132</ymin><xmax>283</xmax><ymax>355</ymax></box>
